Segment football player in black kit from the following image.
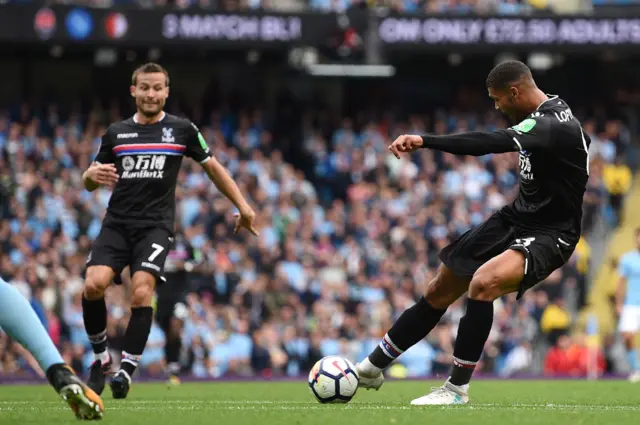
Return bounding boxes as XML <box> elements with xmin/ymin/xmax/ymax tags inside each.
<box><xmin>355</xmin><ymin>61</ymin><xmax>591</xmax><ymax>405</ymax></box>
<box><xmin>155</xmin><ymin>233</ymin><xmax>200</xmax><ymax>385</ymax></box>
<box><xmin>81</xmin><ymin>63</ymin><xmax>258</xmax><ymax>399</ymax></box>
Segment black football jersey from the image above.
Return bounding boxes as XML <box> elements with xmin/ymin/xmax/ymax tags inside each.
<box><xmin>499</xmin><ymin>96</ymin><xmax>591</xmax><ymax>236</ymax></box>
<box><xmin>94</xmin><ymin>112</ymin><xmax>211</xmax><ymax>231</ymax></box>
<box><xmin>420</xmin><ymin>95</ymin><xmax>591</xmax><ymax>237</ymax></box>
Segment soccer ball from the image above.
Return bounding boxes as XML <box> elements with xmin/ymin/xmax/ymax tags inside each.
<box><xmin>308</xmin><ymin>356</ymin><xmax>359</xmax><ymax>403</ymax></box>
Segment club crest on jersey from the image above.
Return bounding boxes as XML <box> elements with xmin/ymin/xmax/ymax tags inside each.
<box><xmin>162</xmin><ymin>127</ymin><xmax>174</xmax><ymax>143</ymax></box>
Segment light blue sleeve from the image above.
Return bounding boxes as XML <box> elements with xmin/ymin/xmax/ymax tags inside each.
<box><xmin>618</xmin><ymin>254</ymin><xmax>630</xmax><ymax>278</ymax></box>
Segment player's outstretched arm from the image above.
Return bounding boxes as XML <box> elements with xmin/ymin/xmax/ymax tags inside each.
<box><xmin>82</xmin><ymin>162</ymin><xmax>119</xmax><ymax>192</ymax></box>
<box><xmin>389</xmin><ymin>116</ymin><xmax>551</xmax><ymax>157</ymax></box>
<box><xmin>389</xmin><ymin>131</ymin><xmax>520</xmax><ymax>158</ymax></box>
<box><xmin>201</xmin><ymin>157</ymin><xmax>259</xmax><ymax>236</ymax></box>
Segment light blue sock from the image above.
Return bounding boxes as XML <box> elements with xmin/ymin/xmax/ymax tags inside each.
<box><xmin>0</xmin><ymin>278</ymin><xmax>64</xmax><ymax>372</ymax></box>
<box><xmin>628</xmin><ymin>349</ymin><xmax>639</xmax><ymax>372</ymax></box>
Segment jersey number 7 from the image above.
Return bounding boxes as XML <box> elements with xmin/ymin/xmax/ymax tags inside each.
<box><xmin>148</xmin><ymin>243</ymin><xmax>165</xmax><ymax>262</ymax></box>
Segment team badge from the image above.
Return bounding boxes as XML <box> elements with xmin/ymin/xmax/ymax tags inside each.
<box><xmin>162</xmin><ymin>127</ymin><xmax>174</xmax><ymax>143</ymax></box>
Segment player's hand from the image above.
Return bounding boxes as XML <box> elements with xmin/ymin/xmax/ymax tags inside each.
<box><xmin>86</xmin><ymin>163</ymin><xmax>119</xmax><ymax>187</ymax></box>
<box><xmin>388</xmin><ymin>134</ymin><xmax>424</xmax><ymax>158</ymax></box>
<box><xmin>234</xmin><ymin>208</ymin><xmax>259</xmax><ymax>236</ymax></box>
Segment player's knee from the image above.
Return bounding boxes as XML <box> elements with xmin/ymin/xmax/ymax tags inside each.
<box><xmin>131</xmin><ymin>275</ymin><xmax>156</xmax><ymax>307</ymax></box>
<box><xmin>131</xmin><ymin>283</ymin><xmax>154</xmax><ymax>307</ymax></box>
<box><xmin>424</xmin><ymin>266</ymin><xmax>470</xmax><ymax>309</ymax></box>
<box><xmin>468</xmin><ymin>271</ymin><xmax>501</xmax><ymax>301</ymax></box>
<box><xmin>424</xmin><ymin>276</ymin><xmax>453</xmax><ymax>310</ymax></box>
<box><xmin>84</xmin><ymin>269</ymin><xmax>112</xmax><ymax>300</ymax></box>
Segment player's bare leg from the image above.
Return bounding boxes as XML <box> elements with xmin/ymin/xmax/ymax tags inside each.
<box><xmin>83</xmin><ymin>266</ymin><xmax>116</xmax><ymax>395</ymax></box>
<box><xmin>411</xmin><ymin>250</ymin><xmax>525</xmax><ymax>406</ymax></box>
<box><xmin>621</xmin><ymin>331</ymin><xmax>640</xmax><ymax>382</ymax></box>
<box><xmin>111</xmin><ymin>271</ymin><xmax>156</xmax><ymax>399</ymax></box>
<box><xmin>357</xmin><ymin>265</ymin><xmax>470</xmax><ymax>390</ymax></box>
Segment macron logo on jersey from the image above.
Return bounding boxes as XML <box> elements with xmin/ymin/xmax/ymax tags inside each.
<box><xmin>117</xmin><ymin>133</ymin><xmax>139</xmax><ymax>139</ymax></box>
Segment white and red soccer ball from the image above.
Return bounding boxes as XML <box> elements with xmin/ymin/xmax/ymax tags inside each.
<box><xmin>308</xmin><ymin>356</ymin><xmax>359</xmax><ymax>404</ymax></box>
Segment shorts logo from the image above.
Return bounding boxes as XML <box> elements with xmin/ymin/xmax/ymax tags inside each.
<box><xmin>513</xmin><ymin>237</ymin><xmax>536</xmax><ymax>250</ymax></box>
<box><xmin>121</xmin><ymin>154</ymin><xmax>166</xmax><ymax>179</ymax></box>
<box><xmin>86</xmin><ymin>251</ymin><xmax>92</xmax><ymax>264</ymax></box>
<box><xmin>142</xmin><ymin>262</ymin><xmax>161</xmax><ymax>272</ymax></box>
<box><xmin>162</xmin><ymin>127</ymin><xmax>174</xmax><ymax>143</ymax></box>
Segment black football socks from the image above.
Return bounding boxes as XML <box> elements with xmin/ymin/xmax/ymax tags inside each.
<box><xmin>120</xmin><ymin>306</ymin><xmax>154</xmax><ymax>378</ymax></box>
<box><xmin>82</xmin><ymin>296</ymin><xmax>110</xmax><ymax>364</ymax></box>
<box><xmin>165</xmin><ymin>335</ymin><xmax>182</xmax><ymax>376</ymax></box>
<box><xmin>450</xmin><ymin>298</ymin><xmax>494</xmax><ymax>386</ymax></box>
<box><xmin>368</xmin><ymin>297</ymin><xmax>446</xmax><ymax>369</ymax></box>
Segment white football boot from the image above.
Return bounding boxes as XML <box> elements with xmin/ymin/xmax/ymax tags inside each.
<box><xmin>355</xmin><ymin>362</ymin><xmax>384</xmax><ymax>391</ymax></box>
<box><xmin>410</xmin><ymin>379</ymin><xmax>469</xmax><ymax>406</ymax></box>
<box><xmin>629</xmin><ymin>371</ymin><xmax>640</xmax><ymax>383</ymax></box>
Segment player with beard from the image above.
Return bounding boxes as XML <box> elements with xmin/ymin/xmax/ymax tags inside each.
<box><xmin>81</xmin><ymin>63</ymin><xmax>259</xmax><ymax>399</ymax></box>
<box><xmin>355</xmin><ymin>61</ymin><xmax>591</xmax><ymax>404</ymax></box>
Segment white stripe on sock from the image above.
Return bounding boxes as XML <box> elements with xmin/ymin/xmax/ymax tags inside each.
<box><xmin>453</xmin><ymin>356</ymin><xmax>477</xmax><ymax>366</ymax></box>
<box><xmin>121</xmin><ymin>358</ymin><xmax>139</xmax><ymax>367</ymax></box>
<box><xmin>378</xmin><ymin>342</ymin><xmax>396</xmax><ymax>359</ymax></box>
<box><xmin>384</xmin><ymin>334</ymin><xmax>404</xmax><ymax>355</ymax></box>
<box><xmin>88</xmin><ymin>330</ymin><xmax>107</xmax><ymax>344</ymax></box>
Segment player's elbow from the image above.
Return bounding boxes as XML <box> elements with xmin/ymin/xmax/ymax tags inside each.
<box><xmin>203</xmin><ymin>157</ymin><xmax>225</xmax><ymax>177</ymax></box>
<box><xmin>203</xmin><ymin>158</ymin><xmax>232</xmax><ymax>187</ymax></box>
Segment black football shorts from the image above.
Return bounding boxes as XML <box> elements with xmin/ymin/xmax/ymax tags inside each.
<box><xmin>438</xmin><ymin>211</ymin><xmax>577</xmax><ymax>299</ymax></box>
<box><xmin>86</xmin><ymin>222</ymin><xmax>173</xmax><ymax>284</ymax></box>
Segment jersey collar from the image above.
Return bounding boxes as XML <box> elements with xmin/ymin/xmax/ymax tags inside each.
<box><xmin>535</xmin><ymin>94</ymin><xmax>560</xmax><ymax>111</ymax></box>
<box><xmin>133</xmin><ymin>111</ymin><xmax>166</xmax><ymax>124</ymax></box>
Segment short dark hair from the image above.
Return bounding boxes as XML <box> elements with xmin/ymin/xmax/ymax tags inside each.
<box><xmin>131</xmin><ymin>62</ymin><xmax>169</xmax><ymax>87</ymax></box>
<box><xmin>486</xmin><ymin>60</ymin><xmax>532</xmax><ymax>90</ymax></box>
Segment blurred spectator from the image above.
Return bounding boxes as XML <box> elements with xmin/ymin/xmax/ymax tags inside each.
<box><xmin>603</xmin><ymin>155</ymin><xmax>632</xmax><ymax>224</ymax></box>
<box><xmin>544</xmin><ymin>333</ymin><xmax>605</xmax><ymax>377</ymax></box>
<box><xmin>540</xmin><ymin>297</ymin><xmax>571</xmax><ymax>345</ymax></box>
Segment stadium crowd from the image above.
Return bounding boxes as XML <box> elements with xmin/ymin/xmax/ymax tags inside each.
<box><xmin>0</xmin><ymin>89</ymin><xmax>633</xmax><ymax>380</ymax></box>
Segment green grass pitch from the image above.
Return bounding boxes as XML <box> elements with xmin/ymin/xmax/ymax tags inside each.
<box><xmin>0</xmin><ymin>380</ymin><xmax>638</xmax><ymax>425</ymax></box>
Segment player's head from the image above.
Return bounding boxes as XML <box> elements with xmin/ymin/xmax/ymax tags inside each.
<box><xmin>130</xmin><ymin>62</ymin><xmax>169</xmax><ymax>118</ymax></box>
<box><xmin>486</xmin><ymin>60</ymin><xmax>538</xmax><ymax>122</ymax></box>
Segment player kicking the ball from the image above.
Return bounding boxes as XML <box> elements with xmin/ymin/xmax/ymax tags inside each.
<box><xmin>81</xmin><ymin>63</ymin><xmax>258</xmax><ymax>399</ymax></box>
<box><xmin>356</xmin><ymin>60</ymin><xmax>590</xmax><ymax>405</ymax></box>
